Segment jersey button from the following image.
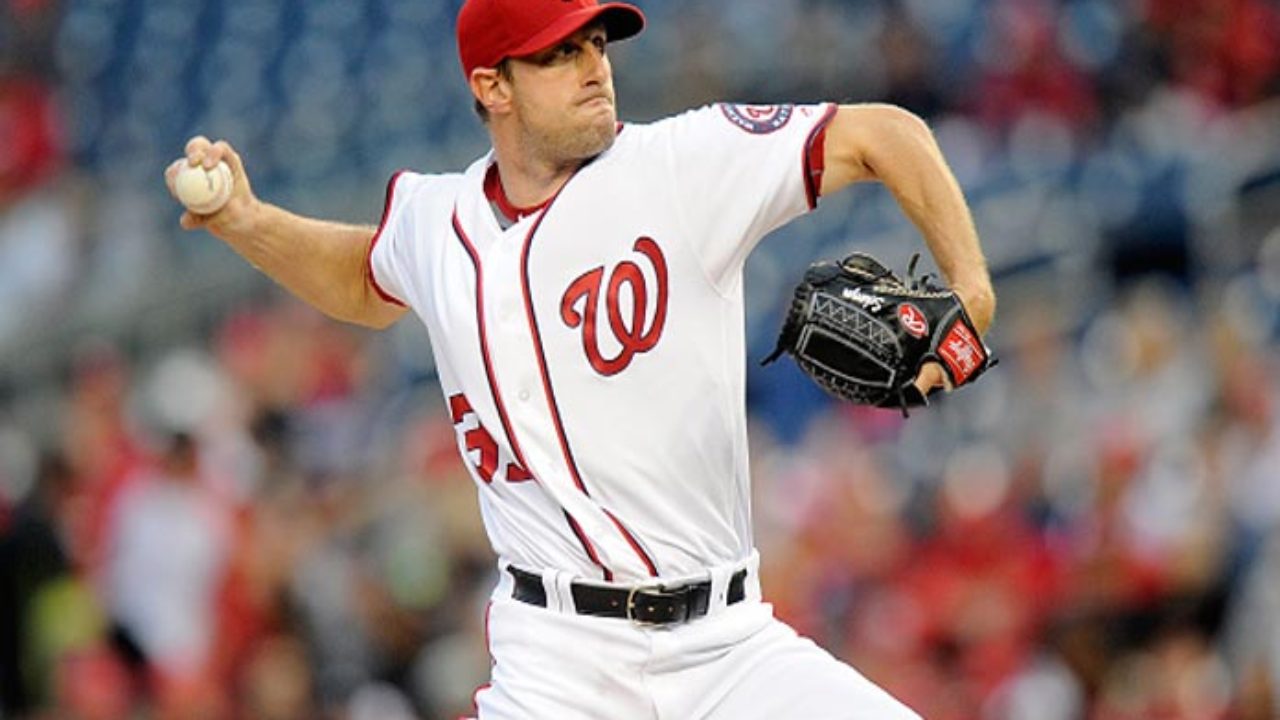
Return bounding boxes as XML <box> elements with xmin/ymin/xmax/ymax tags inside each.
<box><xmin>518</xmin><ymin>389</ymin><xmax>531</xmax><ymax>402</ymax></box>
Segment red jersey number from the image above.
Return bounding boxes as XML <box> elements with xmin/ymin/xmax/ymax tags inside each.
<box><xmin>448</xmin><ymin>394</ymin><xmax>533</xmax><ymax>484</ymax></box>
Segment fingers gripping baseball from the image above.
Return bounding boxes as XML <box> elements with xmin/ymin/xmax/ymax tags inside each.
<box><xmin>165</xmin><ymin>136</ymin><xmax>256</xmax><ymax>234</ymax></box>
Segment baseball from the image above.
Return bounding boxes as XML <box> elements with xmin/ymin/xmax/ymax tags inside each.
<box><xmin>173</xmin><ymin>160</ymin><xmax>234</xmax><ymax>215</ymax></box>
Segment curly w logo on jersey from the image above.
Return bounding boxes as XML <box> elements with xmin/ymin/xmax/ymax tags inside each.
<box><xmin>560</xmin><ymin>237</ymin><xmax>668</xmax><ymax>376</ymax></box>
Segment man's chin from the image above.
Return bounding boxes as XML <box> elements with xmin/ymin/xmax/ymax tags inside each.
<box><xmin>576</xmin><ymin>118</ymin><xmax>618</xmax><ymax>159</ymax></box>
<box><xmin>536</xmin><ymin>115</ymin><xmax>619</xmax><ymax>167</ymax></box>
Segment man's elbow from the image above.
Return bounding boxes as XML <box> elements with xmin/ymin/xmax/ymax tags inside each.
<box><xmin>874</xmin><ymin>104</ymin><xmax>931</xmax><ymax>141</ymax></box>
<box><xmin>853</xmin><ymin>104</ymin><xmax>936</xmax><ymax>170</ymax></box>
<box><xmin>353</xmin><ymin>303</ymin><xmax>406</xmax><ymax>330</ymax></box>
<box><xmin>331</xmin><ymin>291</ymin><xmax>406</xmax><ymax>330</ymax></box>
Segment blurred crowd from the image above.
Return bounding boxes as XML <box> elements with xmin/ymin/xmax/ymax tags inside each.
<box><xmin>755</xmin><ymin>278</ymin><xmax>1280</xmax><ymax>719</ymax></box>
<box><xmin>2</xmin><ymin>0</ymin><xmax>1280</xmax><ymax>718</ymax></box>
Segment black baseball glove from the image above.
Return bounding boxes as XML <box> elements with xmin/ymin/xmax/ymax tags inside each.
<box><xmin>762</xmin><ymin>252</ymin><xmax>994</xmax><ymax>414</ymax></box>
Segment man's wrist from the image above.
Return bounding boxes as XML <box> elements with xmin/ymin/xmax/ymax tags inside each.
<box><xmin>212</xmin><ymin>197</ymin><xmax>270</xmax><ymax>244</ymax></box>
<box><xmin>952</xmin><ymin>282</ymin><xmax>996</xmax><ymax>334</ymax></box>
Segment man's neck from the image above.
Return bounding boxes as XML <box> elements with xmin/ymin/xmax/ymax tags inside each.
<box><xmin>484</xmin><ymin>163</ymin><xmax>550</xmax><ymax>226</ymax></box>
<box><xmin>489</xmin><ymin>134</ymin><xmax>582</xmax><ymax>210</ymax></box>
<box><xmin>486</xmin><ymin>151</ymin><xmax>578</xmax><ymax>207</ymax></box>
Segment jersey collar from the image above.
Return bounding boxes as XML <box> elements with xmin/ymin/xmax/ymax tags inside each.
<box><xmin>484</xmin><ymin>163</ymin><xmax>551</xmax><ymax>225</ymax></box>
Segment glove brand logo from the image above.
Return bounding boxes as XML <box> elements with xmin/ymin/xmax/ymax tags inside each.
<box><xmin>561</xmin><ymin>237</ymin><xmax>669</xmax><ymax>376</ymax></box>
<box><xmin>719</xmin><ymin>103</ymin><xmax>794</xmax><ymax>134</ymax></box>
<box><xmin>938</xmin><ymin>322</ymin><xmax>985</xmax><ymax>384</ymax></box>
<box><xmin>840</xmin><ymin>286</ymin><xmax>885</xmax><ymax>312</ymax></box>
<box><xmin>897</xmin><ymin>303</ymin><xmax>928</xmax><ymax>338</ymax></box>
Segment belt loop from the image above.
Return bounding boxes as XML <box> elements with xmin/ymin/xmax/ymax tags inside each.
<box><xmin>707</xmin><ymin>565</ymin><xmax>732</xmax><ymax>614</ymax></box>
<box><xmin>743</xmin><ymin>551</ymin><xmax>762</xmax><ymax>603</ymax></box>
<box><xmin>539</xmin><ymin>570</ymin><xmax>557</xmax><ymax>612</ymax></box>
<box><xmin>496</xmin><ymin>561</ymin><xmax>516</xmax><ymax>599</ymax></box>
<box><xmin>549</xmin><ymin>569</ymin><xmax>575</xmax><ymax>614</ymax></box>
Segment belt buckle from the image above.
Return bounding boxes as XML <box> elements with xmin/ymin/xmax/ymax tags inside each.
<box><xmin>625</xmin><ymin>583</ymin><xmax>678</xmax><ymax>626</ymax></box>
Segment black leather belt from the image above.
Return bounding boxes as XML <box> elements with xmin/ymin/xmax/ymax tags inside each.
<box><xmin>508</xmin><ymin>566</ymin><xmax>748</xmax><ymax>626</ymax></box>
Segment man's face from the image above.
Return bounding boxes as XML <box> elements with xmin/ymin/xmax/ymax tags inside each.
<box><xmin>506</xmin><ymin>22</ymin><xmax>617</xmax><ymax>167</ymax></box>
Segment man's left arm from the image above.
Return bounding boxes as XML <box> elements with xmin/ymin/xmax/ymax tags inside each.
<box><xmin>819</xmin><ymin>104</ymin><xmax>996</xmax><ymax>336</ymax></box>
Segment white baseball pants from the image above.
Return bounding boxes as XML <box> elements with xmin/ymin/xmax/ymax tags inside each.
<box><xmin>466</xmin><ymin>557</ymin><xmax>922</xmax><ymax>720</ymax></box>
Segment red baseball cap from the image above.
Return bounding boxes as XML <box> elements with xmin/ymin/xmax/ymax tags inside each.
<box><xmin>457</xmin><ymin>0</ymin><xmax>646</xmax><ymax>79</ymax></box>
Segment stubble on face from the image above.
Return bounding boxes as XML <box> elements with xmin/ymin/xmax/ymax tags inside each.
<box><xmin>515</xmin><ymin>88</ymin><xmax>618</xmax><ymax>170</ymax></box>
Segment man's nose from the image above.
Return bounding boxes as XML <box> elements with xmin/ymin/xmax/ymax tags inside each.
<box><xmin>580</xmin><ymin>44</ymin><xmax>607</xmax><ymax>83</ymax></box>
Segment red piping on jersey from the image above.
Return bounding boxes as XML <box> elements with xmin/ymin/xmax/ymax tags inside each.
<box><xmin>518</xmin><ymin>174</ymin><xmax>661</xmax><ymax>580</ymax></box>
<box><xmin>484</xmin><ymin>163</ymin><xmax>551</xmax><ymax>224</ymax></box>
<box><xmin>565</xmin><ymin>511</ymin><xmax>611</xmax><ymax>582</ymax></box>
<box><xmin>453</xmin><ymin>207</ymin><xmax>613</xmax><ymax>579</ymax></box>
<box><xmin>451</xmin><ymin>211</ymin><xmax>532</xmax><ymax>472</ymax></box>
<box><xmin>604</xmin><ymin>508</ymin><xmax>657</xmax><ymax>574</ymax></box>
<box><xmin>803</xmin><ymin>104</ymin><xmax>839</xmax><ymax>211</ymax></box>
<box><xmin>366</xmin><ymin>170</ymin><xmax>410</xmax><ymax>307</ymax></box>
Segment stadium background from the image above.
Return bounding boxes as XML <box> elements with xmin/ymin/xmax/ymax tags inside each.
<box><xmin>2</xmin><ymin>0</ymin><xmax>1280</xmax><ymax>717</ymax></box>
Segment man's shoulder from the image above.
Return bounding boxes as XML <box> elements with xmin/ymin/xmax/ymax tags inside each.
<box><xmin>382</xmin><ymin>169</ymin><xmax>467</xmax><ymax>215</ymax></box>
<box><xmin>393</xmin><ymin>152</ymin><xmax>491</xmax><ymax>198</ymax></box>
<box><xmin>390</xmin><ymin>169</ymin><xmax>465</xmax><ymax>196</ymax></box>
<box><xmin>618</xmin><ymin>106</ymin><xmax>717</xmax><ymax>135</ymax></box>
<box><xmin>603</xmin><ymin>107</ymin><xmax>718</xmax><ymax>161</ymax></box>
<box><xmin>618</xmin><ymin>103</ymin><xmax>826</xmax><ymax>144</ymax></box>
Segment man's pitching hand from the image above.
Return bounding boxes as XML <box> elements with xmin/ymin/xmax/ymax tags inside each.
<box><xmin>164</xmin><ymin>136</ymin><xmax>259</xmax><ymax>238</ymax></box>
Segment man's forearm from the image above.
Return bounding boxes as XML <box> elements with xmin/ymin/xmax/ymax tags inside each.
<box><xmin>166</xmin><ymin>137</ymin><xmax>406</xmax><ymax>330</ymax></box>
<box><xmin>217</xmin><ymin>201</ymin><xmax>403</xmax><ymax>328</ymax></box>
<box><xmin>868</xmin><ymin>115</ymin><xmax>994</xmax><ymax>331</ymax></box>
<box><xmin>821</xmin><ymin>105</ymin><xmax>995</xmax><ymax>333</ymax></box>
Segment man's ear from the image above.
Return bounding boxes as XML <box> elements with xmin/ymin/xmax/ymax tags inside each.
<box><xmin>470</xmin><ymin>67</ymin><xmax>512</xmax><ymax>117</ymax></box>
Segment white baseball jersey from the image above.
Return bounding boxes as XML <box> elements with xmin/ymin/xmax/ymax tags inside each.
<box><xmin>369</xmin><ymin>102</ymin><xmax>835</xmax><ymax>583</ymax></box>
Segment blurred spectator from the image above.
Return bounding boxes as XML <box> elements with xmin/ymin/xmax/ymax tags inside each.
<box><xmin>1144</xmin><ymin>0</ymin><xmax>1280</xmax><ymax>108</ymax></box>
<box><xmin>1223</xmin><ymin>531</ymin><xmax>1280</xmax><ymax>719</ymax></box>
<box><xmin>0</xmin><ymin>452</ymin><xmax>73</xmax><ymax>714</ymax></box>
<box><xmin>969</xmin><ymin>0</ymin><xmax>1099</xmax><ymax>133</ymax></box>
<box><xmin>101</xmin><ymin>432</ymin><xmax>233</xmax><ymax>717</ymax></box>
<box><xmin>238</xmin><ymin>633</ymin><xmax>317</xmax><ymax>720</ymax></box>
<box><xmin>1092</xmin><ymin>624</ymin><xmax>1232</xmax><ymax>720</ymax></box>
<box><xmin>0</xmin><ymin>72</ymin><xmax>76</xmax><ymax>347</ymax></box>
<box><xmin>61</xmin><ymin>342</ymin><xmax>144</xmax><ymax>574</ymax></box>
<box><xmin>0</xmin><ymin>74</ymin><xmax>62</xmax><ymax>203</ymax></box>
<box><xmin>0</xmin><ymin>2</ymin><xmax>69</xmax><ymax>336</ymax></box>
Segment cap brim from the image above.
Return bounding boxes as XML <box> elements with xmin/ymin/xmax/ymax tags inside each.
<box><xmin>506</xmin><ymin>4</ymin><xmax>646</xmax><ymax>61</ymax></box>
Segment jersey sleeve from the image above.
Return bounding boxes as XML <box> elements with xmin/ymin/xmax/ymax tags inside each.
<box><xmin>663</xmin><ymin>103</ymin><xmax>836</xmax><ymax>289</ymax></box>
<box><xmin>367</xmin><ymin>171</ymin><xmax>427</xmax><ymax>309</ymax></box>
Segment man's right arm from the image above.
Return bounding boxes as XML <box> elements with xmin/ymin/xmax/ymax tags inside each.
<box><xmin>164</xmin><ymin>136</ymin><xmax>408</xmax><ymax>330</ymax></box>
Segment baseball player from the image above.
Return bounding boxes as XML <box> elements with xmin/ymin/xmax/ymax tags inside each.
<box><xmin>165</xmin><ymin>0</ymin><xmax>995</xmax><ymax>717</ymax></box>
